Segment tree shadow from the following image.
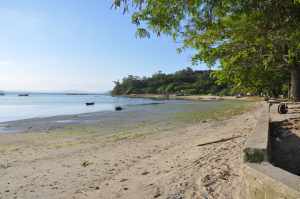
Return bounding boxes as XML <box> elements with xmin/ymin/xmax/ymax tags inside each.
<box><xmin>270</xmin><ymin>118</ymin><xmax>300</xmax><ymax>176</ymax></box>
<box><xmin>287</xmin><ymin>111</ymin><xmax>300</xmax><ymax>114</ymax></box>
<box><xmin>287</xmin><ymin>107</ymin><xmax>300</xmax><ymax>110</ymax></box>
<box><xmin>287</xmin><ymin>105</ymin><xmax>300</xmax><ymax>114</ymax></box>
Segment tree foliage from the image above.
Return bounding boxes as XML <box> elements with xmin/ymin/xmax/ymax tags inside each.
<box><xmin>113</xmin><ymin>0</ymin><xmax>300</xmax><ymax>99</ymax></box>
<box><xmin>112</xmin><ymin>68</ymin><xmax>230</xmax><ymax>95</ymax></box>
<box><xmin>112</xmin><ymin>67</ymin><xmax>287</xmax><ymax>96</ymax></box>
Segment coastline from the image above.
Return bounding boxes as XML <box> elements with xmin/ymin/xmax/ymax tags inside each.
<box><xmin>0</xmin><ymin>99</ymin><xmax>254</xmax><ymax>134</ymax></box>
<box><xmin>0</xmin><ymin>100</ymin><xmax>259</xmax><ymax>199</ymax></box>
<box><xmin>122</xmin><ymin>93</ymin><xmax>262</xmax><ymax>102</ymax></box>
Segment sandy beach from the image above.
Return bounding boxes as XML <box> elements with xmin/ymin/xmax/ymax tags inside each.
<box><xmin>0</xmin><ymin>100</ymin><xmax>260</xmax><ymax>199</ymax></box>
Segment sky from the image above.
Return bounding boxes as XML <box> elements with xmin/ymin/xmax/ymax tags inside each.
<box><xmin>0</xmin><ymin>0</ymin><xmax>207</xmax><ymax>92</ymax></box>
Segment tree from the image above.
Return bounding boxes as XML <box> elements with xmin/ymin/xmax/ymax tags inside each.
<box><xmin>112</xmin><ymin>68</ymin><xmax>234</xmax><ymax>96</ymax></box>
<box><xmin>113</xmin><ymin>0</ymin><xmax>300</xmax><ymax>100</ymax></box>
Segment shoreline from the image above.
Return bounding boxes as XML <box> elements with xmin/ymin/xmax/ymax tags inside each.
<box><xmin>121</xmin><ymin>93</ymin><xmax>262</xmax><ymax>101</ymax></box>
<box><xmin>0</xmin><ymin>99</ymin><xmax>254</xmax><ymax>134</ymax></box>
<box><xmin>0</xmin><ymin>101</ymin><xmax>260</xmax><ymax>199</ymax></box>
<box><xmin>0</xmin><ymin>94</ymin><xmax>260</xmax><ymax>129</ymax></box>
<box><xmin>0</xmin><ymin>101</ymin><xmax>168</xmax><ymax>133</ymax></box>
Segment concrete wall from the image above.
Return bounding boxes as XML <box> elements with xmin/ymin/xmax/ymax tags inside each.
<box><xmin>241</xmin><ymin>163</ymin><xmax>300</xmax><ymax>199</ymax></box>
<box><xmin>241</xmin><ymin>103</ymin><xmax>300</xmax><ymax>199</ymax></box>
<box><xmin>243</xmin><ymin>104</ymin><xmax>270</xmax><ymax>163</ymax></box>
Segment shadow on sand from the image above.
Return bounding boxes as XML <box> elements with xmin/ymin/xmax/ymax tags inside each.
<box><xmin>270</xmin><ymin>118</ymin><xmax>300</xmax><ymax>176</ymax></box>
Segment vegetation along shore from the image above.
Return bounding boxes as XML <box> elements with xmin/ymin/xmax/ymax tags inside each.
<box><xmin>112</xmin><ymin>68</ymin><xmax>288</xmax><ymax>98</ymax></box>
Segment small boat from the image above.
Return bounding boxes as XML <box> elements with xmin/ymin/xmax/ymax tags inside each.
<box><xmin>18</xmin><ymin>94</ymin><xmax>29</xmax><ymax>97</ymax></box>
<box><xmin>85</xmin><ymin>102</ymin><xmax>95</xmax><ymax>106</ymax></box>
<box><xmin>115</xmin><ymin>106</ymin><xmax>123</xmax><ymax>111</ymax></box>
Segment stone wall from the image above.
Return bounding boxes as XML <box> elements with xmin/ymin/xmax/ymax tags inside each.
<box><xmin>241</xmin><ymin>103</ymin><xmax>300</xmax><ymax>199</ymax></box>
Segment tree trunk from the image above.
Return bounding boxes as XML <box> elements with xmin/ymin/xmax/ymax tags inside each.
<box><xmin>290</xmin><ymin>67</ymin><xmax>300</xmax><ymax>101</ymax></box>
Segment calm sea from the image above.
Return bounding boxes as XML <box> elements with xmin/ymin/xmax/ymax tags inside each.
<box><xmin>0</xmin><ymin>93</ymin><xmax>162</xmax><ymax>122</ymax></box>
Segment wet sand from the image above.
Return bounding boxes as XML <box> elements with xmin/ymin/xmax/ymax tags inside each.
<box><xmin>0</xmin><ymin>100</ymin><xmax>249</xmax><ymax>134</ymax></box>
<box><xmin>0</xmin><ymin>100</ymin><xmax>260</xmax><ymax>199</ymax></box>
<box><xmin>0</xmin><ymin>101</ymin><xmax>175</xmax><ymax>134</ymax></box>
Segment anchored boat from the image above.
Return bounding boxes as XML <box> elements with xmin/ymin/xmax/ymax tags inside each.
<box><xmin>18</xmin><ymin>94</ymin><xmax>29</xmax><ymax>97</ymax></box>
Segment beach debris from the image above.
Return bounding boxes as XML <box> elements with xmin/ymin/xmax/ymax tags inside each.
<box><xmin>85</xmin><ymin>102</ymin><xmax>95</xmax><ymax>106</ymax></box>
<box><xmin>81</xmin><ymin>160</ymin><xmax>92</xmax><ymax>167</ymax></box>
<box><xmin>153</xmin><ymin>188</ymin><xmax>161</xmax><ymax>198</ymax></box>
<box><xmin>151</xmin><ymin>186</ymin><xmax>162</xmax><ymax>198</ymax></box>
<box><xmin>196</xmin><ymin>136</ymin><xmax>242</xmax><ymax>147</ymax></box>
<box><xmin>141</xmin><ymin>171</ymin><xmax>150</xmax><ymax>175</ymax></box>
<box><xmin>89</xmin><ymin>185</ymin><xmax>100</xmax><ymax>190</ymax></box>
<box><xmin>115</xmin><ymin>106</ymin><xmax>123</xmax><ymax>111</ymax></box>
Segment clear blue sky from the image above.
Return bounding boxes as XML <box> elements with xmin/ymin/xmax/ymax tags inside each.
<box><xmin>0</xmin><ymin>0</ymin><xmax>206</xmax><ymax>92</ymax></box>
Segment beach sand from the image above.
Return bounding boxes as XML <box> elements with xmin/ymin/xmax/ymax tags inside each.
<box><xmin>0</xmin><ymin>101</ymin><xmax>260</xmax><ymax>199</ymax></box>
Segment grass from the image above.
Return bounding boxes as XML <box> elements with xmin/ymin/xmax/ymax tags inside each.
<box><xmin>174</xmin><ymin>100</ymin><xmax>255</xmax><ymax>123</ymax></box>
<box><xmin>108</xmin><ymin>131</ymin><xmax>146</xmax><ymax>141</ymax></box>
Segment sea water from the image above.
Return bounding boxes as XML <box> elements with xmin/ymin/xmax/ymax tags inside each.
<box><xmin>0</xmin><ymin>93</ymin><xmax>163</xmax><ymax>122</ymax></box>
